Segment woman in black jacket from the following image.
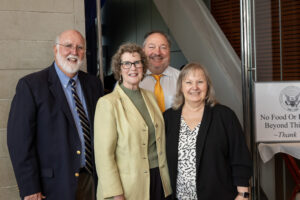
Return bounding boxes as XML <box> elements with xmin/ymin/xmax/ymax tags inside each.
<box><xmin>164</xmin><ymin>63</ymin><xmax>252</xmax><ymax>200</ymax></box>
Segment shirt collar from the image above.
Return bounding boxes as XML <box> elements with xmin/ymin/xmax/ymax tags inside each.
<box><xmin>54</xmin><ymin>62</ymin><xmax>79</xmax><ymax>88</ymax></box>
<box><xmin>145</xmin><ymin>66</ymin><xmax>172</xmax><ymax>76</ymax></box>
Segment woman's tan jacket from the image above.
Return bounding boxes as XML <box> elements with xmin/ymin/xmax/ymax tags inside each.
<box><xmin>94</xmin><ymin>84</ymin><xmax>172</xmax><ymax>200</ymax></box>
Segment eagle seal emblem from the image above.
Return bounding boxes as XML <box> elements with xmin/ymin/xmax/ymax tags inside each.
<box><xmin>279</xmin><ymin>86</ymin><xmax>300</xmax><ymax>112</ymax></box>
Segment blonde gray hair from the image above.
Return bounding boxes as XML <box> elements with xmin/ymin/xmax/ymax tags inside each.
<box><xmin>172</xmin><ymin>62</ymin><xmax>218</xmax><ymax>109</ymax></box>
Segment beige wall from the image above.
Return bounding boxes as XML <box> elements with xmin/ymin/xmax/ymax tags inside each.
<box><xmin>0</xmin><ymin>0</ymin><xmax>85</xmax><ymax>199</ymax></box>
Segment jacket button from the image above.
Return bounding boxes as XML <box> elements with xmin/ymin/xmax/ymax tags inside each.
<box><xmin>155</xmin><ymin>124</ymin><xmax>158</xmax><ymax>128</ymax></box>
<box><xmin>144</xmin><ymin>170</ymin><xmax>148</xmax><ymax>173</ymax></box>
<box><xmin>75</xmin><ymin>173</ymin><xmax>79</xmax><ymax>177</ymax></box>
<box><xmin>76</xmin><ymin>150</ymin><xmax>81</xmax><ymax>155</ymax></box>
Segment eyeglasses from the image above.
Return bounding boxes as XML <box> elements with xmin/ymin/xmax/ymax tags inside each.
<box><xmin>120</xmin><ymin>60</ymin><xmax>143</xmax><ymax>69</ymax></box>
<box><xmin>56</xmin><ymin>43</ymin><xmax>85</xmax><ymax>52</ymax></box>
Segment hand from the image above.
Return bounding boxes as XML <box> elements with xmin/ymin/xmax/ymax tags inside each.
<box><xmin>235</xmin><ymin>186</ymin><xmax>249</xmax><ymax>200</ymax></box>
<box><xmin>114</xmin><ymin>194</ymin><xmax>125</xmax><ymax>200</ymax></box>
<box><xmin>24</xmin><ymin>192</ymin><xmax>46</xmax><ymax>200</ymax></box>
<box><xmin>235</xmin><ymin>195</ymin><xmax>249</xmax><ymax>200</ymax></box>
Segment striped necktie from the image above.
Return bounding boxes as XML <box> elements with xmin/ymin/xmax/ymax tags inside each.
<box><xmin>152</xmin><ymin>74</ymin><xmax>165</xmax><ymax>112</ymax></box>
<box><xmin>69</xmin><ymin>79</ymin><xmax>93</xmax><ymax>174</ymax></box>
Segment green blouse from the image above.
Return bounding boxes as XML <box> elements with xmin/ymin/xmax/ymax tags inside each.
<box><xmin>120</xmin><ymin>84</ymin><xmax>158</xmax><ymax>169</ymax></box>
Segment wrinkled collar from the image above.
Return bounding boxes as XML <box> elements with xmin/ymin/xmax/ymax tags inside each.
<box><xmin>145</xmin><ymin>66</ymin><xmax>172</xmax><ymax>76</ymax></box>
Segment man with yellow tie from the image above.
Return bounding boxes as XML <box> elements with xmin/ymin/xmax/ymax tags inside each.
<box><xmin>140</xmin><ymin>31</ymin><xmax>180</xmax><ymax>112</ymax></box>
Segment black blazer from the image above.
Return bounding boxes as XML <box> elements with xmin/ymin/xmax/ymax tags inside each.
<box><xmin>164</xmin><ymin>104</ymin><xmax>252</xmax><ymax>200</ymax></box>
<box><xmin>7</xmin><ymin>64</ymin><xmax>103</xmax><ymax>199</ymax></box>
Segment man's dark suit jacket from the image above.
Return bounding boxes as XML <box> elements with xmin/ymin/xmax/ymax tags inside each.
<box><xmin>163</xmin><ymin>104</ymin><xmax>252</xmax><ymax>200</ymax></box>
<box><xmin>7</xmin><ymin>63</ymin><xmax>103</xmax><ymax>199</ymax></box>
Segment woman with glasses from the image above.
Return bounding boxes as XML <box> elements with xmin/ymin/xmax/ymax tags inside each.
<box><xmin>94</xmin><ymin>43</ymin><xmax>172</xmax><ymax>200</ymax></box>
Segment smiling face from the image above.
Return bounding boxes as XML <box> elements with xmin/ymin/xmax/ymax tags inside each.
<box><xmin>120</xmin><ymin>52</ymin><xmax>144</xmax><ymax>90</ymax></box>
<box><xmin>181</xmin><ymin>69</ymin><xmax>208</xmax><ymax>105</ymax></box>
<box><xmin>143</xmin><ymin>33</ymin><xmax>170</xmax><ymax>75</ymax></box>
<box><xmin>54</xmin><ymin>30</ymin><xmax>86</xmax><ymax>78</ymax></box>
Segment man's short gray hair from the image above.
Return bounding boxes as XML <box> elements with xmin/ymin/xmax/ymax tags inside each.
<box><xmin>143</xmin><ymin>30</ymin><xmax>172</xmax><ymax>48</ymax></box>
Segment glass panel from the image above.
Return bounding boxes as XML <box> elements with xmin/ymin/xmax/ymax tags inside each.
<box><xmin>255</xmin><ymin>0</ymin><xmax>300</xmax><ymax>81</ymax></box>
<box><xmin>281</xmin><ymin>0</ymin><xmax>300</xmax><ymax>80</ymax></box>
<box><xmin>255</xmin><ymin>0</ymin><xmax>281</xmax><ymax>81</ymax></box>
<box><xmin>211</xmin><ymin>0</ymin><xmax>241</xmax><ymax>58</ymax></box>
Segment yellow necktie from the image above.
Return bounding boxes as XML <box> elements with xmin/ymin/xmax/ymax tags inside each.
<box><xmin>152</xmin><ymin>74</ymin><xmax>165</xmax><ymax>112</ymax></box>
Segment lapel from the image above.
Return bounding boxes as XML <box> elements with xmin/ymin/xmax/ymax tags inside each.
<box><xmin>165</xmin><ymin>106</ymin><xmax>182</xmax><ymax>192</ymax></box>
<box><xmin>195</xmin><ymin>105</ymin><xmax>213</xmax><ymax>171</ymax></box>
<box><xmin>169</xmin><ymin>106</ymin><xmax>182</xmax><ymax>172</ymax></box>
<box><xmin>114</xmin><ymin>84</ymin><xmax>147</xmax><ymax>125</ymax></box>
<box><xmin>140</xmin><ymin>89</ymin><xmax>156</xmax><ymax>125</ymax></box>
<box><xmin>48</xmin><ymin>64</ymin><xmax>77</xmax><ymax>131</ymax></box>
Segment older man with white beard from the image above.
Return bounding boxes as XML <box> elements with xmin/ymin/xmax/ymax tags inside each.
<box><xmin>7</xmin><ymin>29</ymin><xmax>103</xmax><ymax>200</ymax></box>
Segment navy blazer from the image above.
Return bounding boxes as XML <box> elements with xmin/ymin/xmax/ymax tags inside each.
<box><xmin>163</xmin><ymin>104</ymin><xmax>252</xmax><ymax>200</ymax></box>
<box><xmin>7</xmin><ymin>64</ymin><xmax>103</xmax><ymax>199</ymax></box>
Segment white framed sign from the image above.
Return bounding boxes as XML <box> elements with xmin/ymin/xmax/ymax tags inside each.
<box><xmin>254</xmin><ymin>82</ymin><xmax>300</xmax><ymax>142</ymax></box>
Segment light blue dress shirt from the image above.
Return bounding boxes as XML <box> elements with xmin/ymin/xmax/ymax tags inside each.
<box><xmin>54</xmin><ymin>63</ymin><xmax>89</xmax><ymax>167</ymax></box>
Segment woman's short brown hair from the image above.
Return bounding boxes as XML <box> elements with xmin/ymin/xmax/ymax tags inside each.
<box><xmin>111</xmin><ymin>43</ymin><xmax>148</xmax><ymax>84</ymax></box>
<box><xmin>172</xmin><ymin>62</ymin><xmax>218</xmax><ymax>109</ymax></box>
